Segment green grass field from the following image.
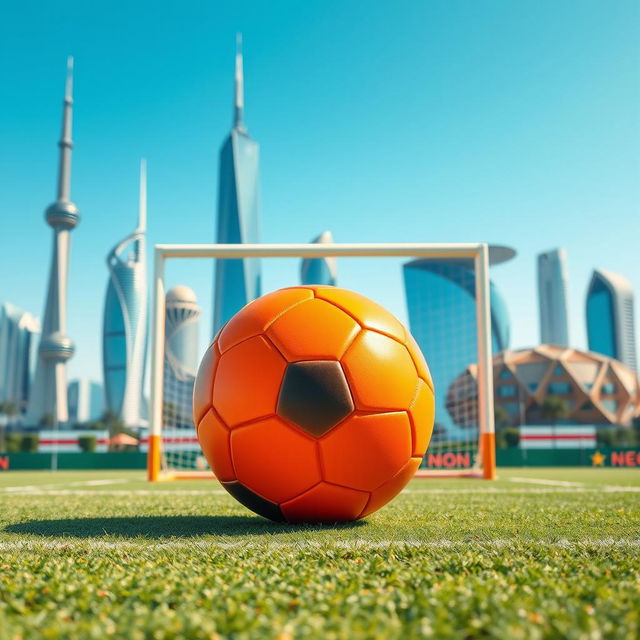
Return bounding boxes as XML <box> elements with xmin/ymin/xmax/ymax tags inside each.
<box><xmin>0</xmin><ymin>468</ymin><xmax>638</xmax><ymax>639</ymax></box>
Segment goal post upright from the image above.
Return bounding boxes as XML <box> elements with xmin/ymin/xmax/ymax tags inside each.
<box><xmin>148</xmin><ymin>246</ymin><xmax>166</xmax><ymax>482</ymax></box>
<box><xmin>147</xmin><ymin>242</ymin><xmax>496</xmax><ymax>481</ymax></box>
<box><xmin>474</xmin><ymin>244</ymin><xmax>497</xmax><ymax>480</ymax></box>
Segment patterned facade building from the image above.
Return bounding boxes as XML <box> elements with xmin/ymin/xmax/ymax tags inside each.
<box><xmin>213</xmin><ymin>36</ymin><xmax>261</xmax><ymax>334</ymax></box>
<box><xmin>102</xmin><ymin>161</ymin><xmax>148</xmax><ymax>426</ymax></box>
<box><xmin>447</xmin><ymin>345</ymin><xmax>640</xmax><ymax>428</ymax></box>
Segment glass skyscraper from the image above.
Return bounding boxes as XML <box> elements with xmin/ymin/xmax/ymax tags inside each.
<box><xmin>163</xmin><ymin>286</ymin><xmax>200</xmax><ymax>430</ymax></box>
<box><xmin>403</xmin><ymin>255</ymin><xmax>511</xmax><ymax>440</ymax></box>
<box><xmin>102</xmin><ymin>160</ymin><xmax>148</xmax><ymax>426</ymax></box>
<box><xmin>537</xmin><ymin>248</ymin><xmax>570</xmax><ymax>347</ymax></box>
<box><xmin>301</xmin><ymin>231</ymin><xmax>338</xmax><ymax>286</ymax></box>
<box><xmin>213</xmin><ymin>36</ymin><xmax>261</xmax><ymax>334</ymax></box>
<box><xmin>0</xmin><ymin>303</ymin><xmax>40</xmax><ymax>417</ymax></box>
<box><xmin>67</xmin><ymin>379</ymin><xmax>103</xmax><ymax>424</ymax></box>
<box><xmin>586</xmin><ymin>268</ymin><xmax>637</xmax><ymax>371</ymax></box>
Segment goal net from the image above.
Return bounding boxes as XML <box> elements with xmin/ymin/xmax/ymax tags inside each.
<box><xmin>146</xmin><ymin>243</ymin><xmax>496</xmax><ymax>481</ymax></box>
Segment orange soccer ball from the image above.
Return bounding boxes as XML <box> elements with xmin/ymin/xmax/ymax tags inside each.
<box><xmin>192</xmin><ymin>286</ymin><xmax>435</xmax><ymax>523</ymax></box>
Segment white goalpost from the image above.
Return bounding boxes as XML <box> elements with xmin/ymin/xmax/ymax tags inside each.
<box><xmin>146</xmin><ymin>243</ymin><xmax>496</xmax><ymax>481</ymax></box>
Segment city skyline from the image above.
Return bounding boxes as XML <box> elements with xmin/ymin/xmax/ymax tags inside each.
<box><xmin>1</xmin><ymin>1</ymin><xmax>638</xmax><ymax>384</ymax></box>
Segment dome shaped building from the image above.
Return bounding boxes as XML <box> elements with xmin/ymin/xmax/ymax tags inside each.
<box><xmin>163</xmin><ymin>286</ymin><xmax>201</xmax><ymax>430</ymax></box>
<box><xmin>447</xmin><ymin>345</ymin><xmax>640</xmax><ymax>428</ymax></box>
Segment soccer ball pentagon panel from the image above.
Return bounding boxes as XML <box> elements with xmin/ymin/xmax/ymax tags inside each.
<box><xmin>193</xmin><ymin>286</ymin><xmax>435</xmax><ymax>523</ymax></box>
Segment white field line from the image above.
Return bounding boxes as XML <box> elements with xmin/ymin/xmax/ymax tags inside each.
<box><xmin>1</xmin><ymin>478</ymin><xmax>131</xmax><ymax>493</ymax></box>
<box><xmin>2</xmin><ymin>486</ymin><xmax>640</xmax><ymax>496</ymax></box>
<box><xmin>0</xmin><ymin>489</ymin><xmax>228</xmax><ymax>496</ymax></box>
<box><xmin>506</xmin><ymin>476</ymin><xmax>640</xmax><ymax>493</ymax></box>
<box><xmin>507</xmin><ymin>477</ymin><xmax>586</xmax><ymax>487</ymax></box>
<box><xmin>73</xmin><ymin>479</ymin><xmax>130</xmax><ymax>487</ymax></box>
<box><xmin>0</xmin><ymin>538</ymin><xmax>638</xmax><ymax>552</ymax></box>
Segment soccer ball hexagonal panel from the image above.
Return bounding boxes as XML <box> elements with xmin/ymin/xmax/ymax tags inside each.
<box><xmin>280</xmin><ymin>482</ymin><xmax>369</xmax><ymax>523</ymax></box>
<box><xmin>277</xmin><ymin>361</ymin><xmax>354</xmax><ymax>437</ymax></box>
<box><xmin>342</xmin><ymin>330</ymin><xmax>418</xmax><ymax>411</ymax></box>
<box><xmin>213</xmin><ymin>335</ymin><xmax>287</xmax><ymax>427</ymax></box>
<box><xmin>192</xmin><ymin>342</ymin><xmax>219</xmax><ymax>424</ymax></box>
<box><xmin>230</xmin><ymin>416</ymin><xmax>321</xmax><ymax>504</ymax></box>
<box><xmin>267</xmin><ymin>298</ymin><xmax>360</xmax><ymax>361</ymax></box>
<box><xmin>320</xmin><ymin>412</ymin><xmax>412</xmax><ymax>492</ymax></box>
<box><xmin>218</xmin><ymin>287</ymin><xmax>313</xmax><ymax>354</ymax></box>
<box><xmin>197</xmin><ymin>409</ymin><xmax>234</xmax><ymax>482</ymax></box>
<box><xmin>313</xmin><ymin>286</ymin><xmax>406</xmax><ymax>343</ymax></box>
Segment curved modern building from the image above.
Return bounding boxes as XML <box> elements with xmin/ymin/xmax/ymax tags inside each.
<box><xmin>102</xmin><ymin>160</ymin><xmax>148</xmax><ymax>427</ymax></box>
<box><xmin>301</xmin><ymin>231</ymin><xmax>338</xmax><ymax>286</ymax></box>
<box><xmin>403</xmin><ymin>247</ymin><xmax>513</xmax><ymax>441</ymax></box>
<box><xmin>447</xmin><ymin>345</ymin><xmax>640</xmax><ymax>428</ymax></box>
<box><xmin>213</xmin><ymin>35</ymin><xmax>261</xmax><ymax>334</ymax></box>
<box><xmin>27</xmin><ymin>57</ymin><xmax>79</xmax><ymax>426</ymax></box>
<box><xmin>163</xmin><ymin>286</ymin><xmax>200</xmax><ymax>429</ymax></box>
<box><xmin>0</xmin><ymin>303</ymin><xmax>40</xmax><ymax>417</ymax></box>
<box><xmin>586</xmin><ymin>269</ymin><xmax>637</xmax><ymax>371</ymax></box>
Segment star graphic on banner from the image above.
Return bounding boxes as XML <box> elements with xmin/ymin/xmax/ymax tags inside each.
<box><xmin>591</xmin><ymin>451</ymin><xmax>606</xmax><ymax>467</ymax></box>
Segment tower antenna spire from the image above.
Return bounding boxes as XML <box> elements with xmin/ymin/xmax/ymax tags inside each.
<box><xmin>57</xmin><ymin>56</ymin><xmax>74</xmax><ymax>202</ymax></box>
<box><xmin>138</xmin><ymin>158</ymin><xmax>147</xmax><ymax>233</ymax></box>
<box><xmin>233</xmin><ymin>33</ymin><xmax>245</xmax><ymax>131</ymax></box>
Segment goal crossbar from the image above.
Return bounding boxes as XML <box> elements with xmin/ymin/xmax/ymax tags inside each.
<box><xmin>148</xmin><ymin>243</ymin><xmax>496</xmax><ymax>481</ymax></box>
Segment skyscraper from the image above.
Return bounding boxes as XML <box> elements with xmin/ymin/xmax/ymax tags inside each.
<box><xmin>403</xmin><ymin>249</ymin><xmax>513</xmax><ymax>440</ymax></box>
<box><xmin>0</xmin><ymin>303</ymin><xmax>40</xmax><ymax>417</ymax></box>
<box><xmin>213</xmin><ymin>35</ymin><xmax>261</xmax><ymax>334</ymax></box>
<box><xmin>26</xmin><ymin>58</ymin><xmax>79</xmax><ymax>426</ymax></box>
<box><xmin>102</xmin><ymin>160</ymin><xmax>148</xmax><ymax>426</ymax></box>
<box><xmin>67</xmin><ymin>379</ymin><xmax>103</xmax><ymax>424</ymax></box>
<box><xmin>586</xmin><ymin>269</ymin><xmax>637</xmax><ymax>371</ymax></box>
<box><xmin>163</xmin><ymin>286</ymin><xmax>200</xmax><ymax>429</ymax></box>
<box><xmin>301</xmin><ymin>231</ymin><xmax>338</xmax><ymax>286</ymax></box>
<box><xmin>537</xmin><ymin>248</ymin><xmax>570</xmax><ymax>346</ymax></box>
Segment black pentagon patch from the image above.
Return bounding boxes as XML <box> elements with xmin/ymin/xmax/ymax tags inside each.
<box><xmin>277</xmin><ymin>360</ymin><xmax>354</xmax><ymax>437</ymax></box>
<box><xmin>221</xmin><ymin>481</ymin><xmax>285</xmax><ymax>522</ymax></box>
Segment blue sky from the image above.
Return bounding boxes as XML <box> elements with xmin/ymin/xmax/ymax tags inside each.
<box><xmin>1</xmin><ymin>0</ymin><xmax>638</xmax><ymax>384</ymax></box>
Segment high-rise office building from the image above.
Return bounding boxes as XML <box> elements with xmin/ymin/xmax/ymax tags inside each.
<box><xmin>26</xmin><ymin>58</ymin><xmax>79</xmax><ymax>426</ymax></box>
<box><xmin>0</xmin><ymin>303</ymin><xmax>40</xmax><ymax>417</ymax></box>
<box><xmin>301</xmin><ymin>231</ymin><xmax>338</xmax><ymax>286</ymax></box>
<box><xmin>586</xmin><ymin>269</ymin><xmax>637</xmax><ymax>371</ymax></box>
<box><xmin>537</xmin><ymin>248</ymin><xmax>570</xmax><ymax>346</ymax></box>
<box><xmin>67</xmin><ymin>379</ymin><xmax>103</xmax><ymax>424</ymax></box>
<box><xmin>102</xmin><ymin>160</ymin><xmax>148</xmax><ymax>426</ymax></box>
<box><xmin>213</xmin><ymin>35</ymin><xmax>261</xmax><ymax>334</ymax></box>
<box><xmin>403</xmin><ymin>249</ymin><xmax>513</xmax><ymax>440</ymax></box>
<box><xmin>163</xmin><ymin>286</ymin><xmax>201</xmax><ymax>429</ymax></box>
